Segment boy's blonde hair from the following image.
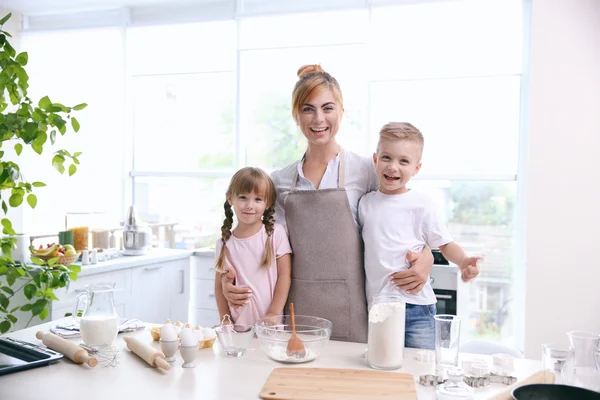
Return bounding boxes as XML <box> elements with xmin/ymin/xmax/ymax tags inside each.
<box><xmin>215</xmin><ymin>167</ymin><xmax>277</xmax><ymax>273</ymax></box>
<box><xmin>377</xmin><ymin>122</ymin><xmax>425</xmax><ymax>158</ymax></box>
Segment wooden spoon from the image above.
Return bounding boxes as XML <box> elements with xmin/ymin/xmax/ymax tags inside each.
<box><xmin>286</xmin><ymin>302</ymin><xmax>306</xmax><ymax>358</ymax></box>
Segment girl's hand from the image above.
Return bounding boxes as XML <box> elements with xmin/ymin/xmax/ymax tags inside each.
<box><xmin>459</xmin><ymin>256</ymin><xmax>482</xmax><ymax>282</ymax></box>
<box><xmin>262</xmin><ymin>313</ymin><xmax>282</xmax><ymax>326</ymax></box>
<box><xmin>221</xmin><ymin>266</ymin><xmax>252</xmax><ymax>308</ymax></box>
<box><xmin>390</xmin><ymin>250</ymin><xmax>433</xmax><ymax>294</ymax></box>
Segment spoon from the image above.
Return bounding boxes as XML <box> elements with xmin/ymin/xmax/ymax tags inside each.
<box><xmin>286</xmin><ymin>302</ymin><xmax>306</xmax><ymax>358</ymax></box>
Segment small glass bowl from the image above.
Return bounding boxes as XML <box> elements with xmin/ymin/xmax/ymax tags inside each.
<box><xmin>255</xmin><ymin>315</ymin><xmax>332</xmax><ymax>364</ymax></box>
<box><xmin>214</xmin><ymin>324</ymin><xmax>254</xmax><ymax>357</ymax></box>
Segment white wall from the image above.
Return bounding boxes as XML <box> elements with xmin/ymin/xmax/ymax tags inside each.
<box><xmin>525</xmin><ymin>0</ymin><xmax>600</xmax><ymax>358</ymax></box>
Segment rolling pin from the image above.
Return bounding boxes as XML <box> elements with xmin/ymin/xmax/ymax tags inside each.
<box><xmin>488</xmin><ymin>369</ymin><xmax>555</xmax><ymax>400</ymax></box>
<box><xmin>36</xmin><ymin>331</ymin><xmax>98</xmax><ymax>367</ymax></box>
<box><xmin>123</xmin><ymin>336</ymin><xmax>171</xmax><ymax>371</ymax></box>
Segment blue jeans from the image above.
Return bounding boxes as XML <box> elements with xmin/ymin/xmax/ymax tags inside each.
<box><xmin>405</xmin><ymin>303</ymin><xmax>436</xmax><ymax>350</ymax></box>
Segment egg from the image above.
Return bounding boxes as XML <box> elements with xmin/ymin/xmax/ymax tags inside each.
<box><xmin>193</xmin><ymin>325</ymin><xmax>205</xmax><ymax>341</ymax></box>
<box><xmin>180</xmin><ymin>329</ymin><xmax>198</xmax><ymax>347</ymax></box>
<box><xmin>174</xmin><ymin>321</ymin><xmax>183</xmax><ymax>335</ymax></box>
<box><xmin>202</xmin><ymin>327</ymin><xmax>216</xmax><ymax>339</ymax></box>
<box><xmin>160</xmin><ymin>323</ymin><xmax>178</xmax><ymax>342</ymax></box>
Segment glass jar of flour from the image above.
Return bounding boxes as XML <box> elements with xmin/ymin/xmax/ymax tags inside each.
<box><xmin>367</xmin><ymin>294</ymin><xmax>406</xmax><ymax>370</ymax></box>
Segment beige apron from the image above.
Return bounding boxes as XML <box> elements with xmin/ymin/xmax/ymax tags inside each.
<box><xmin>284</xmin><ymin>148</ymin><xmax>368</xmax><ymax>343</ymax></box>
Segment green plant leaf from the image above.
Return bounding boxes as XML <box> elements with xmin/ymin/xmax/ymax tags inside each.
<box><xmin>47</xmin><ymin>256</ymin><xmax>59</xmax><ymax>266</ymax></box>
<box><xmin>50</xmin><ymin>130</ymin><xmax>57</xmax><ymax>144</ymax></box>
<box><xmin>30</xmin><ymin>257</ymin><xmax>45</xmax><ymax>265</ymax></box>
<box><xmin>39</xmin><ymin>308</ymin><xmax>49</xmax><ymax>320</ymax></box>
<box><xmin>24</xmin><ymin>284</ymin><xmax>36</xmax><ymax>300</ymax></box>
<box><xmin>0</xmin><ymin>293</ymin><xmax>8</xmax><ymax>309</ymax></box>
<box><xmin>20</xmin><ymin>304</ymin><xmax>32</xmax><ymax>311</ymax></box>
<box><xmin>72</xmin><ymin>103</ymin><xmax>88</xmax><ymax>111</ymax></box>
<box><xmin>14</xmin><ymin>143</ymin><xmax>22</xmax><ymax>155</ymax></box>
<box><xmin>6</xmin><ymin>314</ymin><xmax>16</xmax><ymax>323</ymax></box>
<box><xmin>10</xmin><ymin>306</ymin><xmax>20</xmax><ymax>313</ymax></box>
<box><xmin>68</xmin><ymin>272</ymin><xmax>78</xmax><ymax>281</ymax></box>
<box><xmin>1</xmin><ymin>201</ymin><xmax>6</xmax><ymax>215</ymax></box>
<box><xmin>8</xmin><ymin>193</ymin><xmax>23</xmax><ymax>207</ymax></box>
<box><xmin>0</xmin><ymin>320</ymin><xmax>10</xmax><ymax>334</ymax></box>
<box><xmin>1</xmin><ymin>218</ymin><xmax>15</xmax><ymax>235</ymax></box>
<box><xmin>15</xmin><ymin>52</ymin><xmax>28</xmax><ymax>66</ymax></box>
<box><xmin>68</xmin><ymin>265</ymin><xmax>81</xmax><ymax>273</ymax></box>
<box><xmin>32</xmin><ymin>181</ymin><xmax>46</xmax><ymax>187</ymax></box>
<box><xmin>27</xmin><ymin>194</ymin><xmax>37</xmax><ymax>209</ymax></box>
<box><xmin>0</xmin><ymin>13</ymin><xmax>12</xmax><ymax>25</ymax></box>
<box><xmin>68</xmin><ymin>164</ymin><xmax>77</xmax><ymax>176</ymax></box>
<box><xmin>31</xmin><ymin>299</ymin><xmax>47</xmax><ymax>316</ymax></box>
<box><xmin>73</xmin><ymin>152</ymin><xmax>82</xmax><ymax>157</ymax></box>
<box><xmin>38</xmin><ymin>96</ymin><xmax>51</xmax><ymax>110</ymax></box>
<box><xmin>71</xmin><ymin>117</ymin><xmax>80</xmax><ymax>132</ymax></box>
<box><xmin>6</xmin><ymin>273</ymin><xmax>15</xmax><ymax>286</ymax></box>
<box><xmin>1</xmin><ymin>286</ymin><xmax>14</xmax><ymax>295</ymax></box>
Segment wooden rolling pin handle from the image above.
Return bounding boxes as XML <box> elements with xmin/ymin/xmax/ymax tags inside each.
<box><xmin>35</xmin><ymin>331</ymin><xmax>98</xmax><ymax>367</ymax></box>
<box><xmin>123</xmin><ymin>336</ymin><xmax>171</xmax><ymax>371</ymax></box>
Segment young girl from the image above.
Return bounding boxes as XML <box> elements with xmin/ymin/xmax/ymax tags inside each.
<box><xmin>214</xmin><ymin>167</ymin><xmax>292</xmax><ymax>326</ymax></box>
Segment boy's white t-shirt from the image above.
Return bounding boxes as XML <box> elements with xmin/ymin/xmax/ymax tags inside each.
<box><xmin>358</xmin><ymin>189</ymin><xmax>453</xmax><ymax>308</ymax></box>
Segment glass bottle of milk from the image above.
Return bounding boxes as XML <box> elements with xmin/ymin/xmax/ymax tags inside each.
<box><xmin>74</xmin><ymin>283</ymin><xmax>119</xmax><ymax>347</ymax></box>
<box><xmin>367</xmin><ymin>294</ymin><xmax>406</xmax><ymax>370</ymax></box>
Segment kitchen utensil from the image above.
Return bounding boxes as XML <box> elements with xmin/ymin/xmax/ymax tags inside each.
<box><xmin>214</xmin><ymin>321</ymin><xmax>254</xmax><ymax>357</ymax></box>
<box><xmin>255</xmin><ymin>314</ymin><xmax>331</xmax><ymax>363</ymax></box>
<box><xmin>79</xmin><ymin>344</ymin><xmax>120</xmax><ymax>368</ymax></box>
<box><xmin>541</xmin><ymin>342</ymin><xmax>572</xmax><ymax>384</ymax></box>
<box><xmin>35</xmin><ymin>331</ymin><xmax>98</xmax><ymax>367</ymax></box>
<box><xmin>488</xmin><ymin>369</ymin><xmax>555</xmax><ymax>400</ymax></box>
<box><xmin>259</xmin><ymin>367</ymin><xmax>417</xmax><ymax>400</ymax></box>
<box><xmin>0</xmin><ymin>337</ymin><xmax>64</xmax><ymax>376</ymax></box>
<box><xmin>512</xmin><ymin>384</ymin><xmax>600</xmax><ymax>400</ymax></box>
<box><xmin>367</xmin><ymin>293</ymin><xmax>405</xmax><ymax>370</ymax></box>
<box><xmin>435</xmin><ymin>367</ymin><xmax>474</xmax><ymax>399</ymax></box>
<box><xmin>179</xmin><ymin>343</ymin><xmax>199</xmax><ymax>368</ymax></box>
<box><xmin>122</xmin><ymin>336</ymin><xmax>170</xmax><ymax>371</ymax></box>
<box><xmin>159</xmin><ymin>339</ymin><xmax>179</xmax><ymax>363</ymax></box>
<box><xmin>435</xmin><ymin>314</ymin><xmax>461</xmax><ymax>376</ymax></box>
<box><xmin>73</xmin><ymin>282</ymin><xmax>119</xmax><ymax>347</ymax></box>
<box><xmin>566</xmin><ymin>330</ymin><xmax>600</xmax><ymax>391</ymax></box>
<box><xmin>122</xmin><ymin>205</ymin><xmax>152</xmax><ymax>256</ymax></box>
<box><xmin>286</xmin><ymin>303</ymin><xmax>306</xmax><ymax>359</ymax></box>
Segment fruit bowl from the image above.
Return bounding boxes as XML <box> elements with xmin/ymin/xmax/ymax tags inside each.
<box><xmin>255</xmin><ymin>315</ymin><xmax>332</xmax><ymax>363</ymax></box>
<box><xmin>35</xmin><ymin>252</ymin><xmax>81</xmax><ymax>265</ymax></box>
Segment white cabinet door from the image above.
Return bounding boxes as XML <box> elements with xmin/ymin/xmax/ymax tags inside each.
<box><xmin>130</xmin><ymin>264</ymin><xmax>170</xmax><ymax>324</ymax></box>
<box><xmin>164</xmin><ymin>258</ymin><xmax>191</xmax><ymax>323</ymax></box>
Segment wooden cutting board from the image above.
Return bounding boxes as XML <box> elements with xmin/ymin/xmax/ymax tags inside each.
<box><xmin>259</xmin><ymin>368</ymin><xmax>417</xmax><ymax>400</ymax></box>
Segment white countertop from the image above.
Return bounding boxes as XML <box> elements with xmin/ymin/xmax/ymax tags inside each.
<box><xmin>0</xmin><ymin>318</ymin><xmax>542</xmax><ymax>400</ymax></box>
<box><xmin>77</xmin><ymin>248</ymin><xmax>195</xmax><ymax>276</ymax></box>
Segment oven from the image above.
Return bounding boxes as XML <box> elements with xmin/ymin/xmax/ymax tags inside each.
<box><xmin>430</xmin><ymin>249</ymin><xmax>458</xmax><ymax>316</ymax></box>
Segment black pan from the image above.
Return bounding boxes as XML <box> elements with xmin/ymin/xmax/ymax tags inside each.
<box><xmin>512</xmin><ymin>384</ymin><xmax>600</xmax><ymax>400</ymax></box>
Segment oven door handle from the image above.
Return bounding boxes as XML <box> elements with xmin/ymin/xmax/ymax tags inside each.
<box><xmin>435</xmin><ymin>294</ymin><xmax>453</xmax><ymax>300</ymax></box>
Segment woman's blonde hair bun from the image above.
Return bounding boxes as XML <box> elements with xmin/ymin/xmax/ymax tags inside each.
<box><xmin>297</xmin><ymin>64</ymin><xmax>324</xmax><ymax>78</ymax></box>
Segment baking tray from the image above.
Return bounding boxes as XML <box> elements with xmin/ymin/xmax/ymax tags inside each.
<box><xmin>0</xmin><ymin>336</ymin><xmax>63</xmax><ymax>376</ymax></box>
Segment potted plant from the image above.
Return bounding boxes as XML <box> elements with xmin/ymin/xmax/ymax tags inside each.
<box><xmin>0</xmin><ymin>13</ymin><xmax>86</xmax><ymax>333</ymax></box>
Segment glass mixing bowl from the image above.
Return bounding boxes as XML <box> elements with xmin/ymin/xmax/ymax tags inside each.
<box><xmin>255</xmin><ymin>315</ymin><xmax>332</xmax><ymax>363</ymax></box>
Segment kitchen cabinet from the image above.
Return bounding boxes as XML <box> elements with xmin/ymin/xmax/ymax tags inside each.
<box><xmin>48</xmin><ymin>250</ymin><xmax>192</xmax><ymax>325</ymax></box>
<box><xmin>193</xmin><ymin>252</ymin><xmax>220</xmax><ymax>328</ymax></box>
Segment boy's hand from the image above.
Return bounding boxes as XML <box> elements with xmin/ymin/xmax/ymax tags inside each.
<box><xmin>459</xmin><ymin>256</ymin><xmax>482</xmax><ymax>282</ymax></box>
<box><xmin>390</xmin><ymin>250</ymin><xmax>432</xmax><ymax>294</ymax></box>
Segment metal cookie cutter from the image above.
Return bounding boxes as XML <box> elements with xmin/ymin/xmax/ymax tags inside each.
<box><xmin>419</xmin><ymin>374</ymin><xmax>446</xmax><ymax>387</ymax></box>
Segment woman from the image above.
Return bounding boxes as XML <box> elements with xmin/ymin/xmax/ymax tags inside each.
<box><xmin>221</xmin><ymin>65</ymin><xmax>434</xmax><ymax>343</ymax></box>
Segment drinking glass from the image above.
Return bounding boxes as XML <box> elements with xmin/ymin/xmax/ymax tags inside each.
<box><xmin>565</xmin><ymin>331</ymin><xmax>600</xmax><ymax>391</ymax></box>
<box><xmin>435</xmin><ymin>315</ymin><xmax>461</xmax><ymax>376</ymax></box>
<box><xmin>541</xmin><ymin>342</ymin><xmax>572</xmax><ymax>384</ymax></box>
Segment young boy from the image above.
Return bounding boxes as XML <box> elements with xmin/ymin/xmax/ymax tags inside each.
<box><xmin>358</xmin><ymin>122</ymin><xmax>480</xmax><ymax>350</ymax></box>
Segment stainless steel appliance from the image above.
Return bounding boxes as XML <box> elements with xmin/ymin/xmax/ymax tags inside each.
<box><xmin>430</xmin><ymin>249</ymin><xmax>458</xmax><ymax>315</ymax></box>
<box><xmin>122</xmin><ymin>205</ymin><xmax>151</xmax><ymax>256</ymax></box>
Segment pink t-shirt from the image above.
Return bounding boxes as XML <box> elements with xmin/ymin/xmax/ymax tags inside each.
<box><xmin>215</xmin><ymin>223</ymin><xmax>292</xmax><ymax>326</ymax></box>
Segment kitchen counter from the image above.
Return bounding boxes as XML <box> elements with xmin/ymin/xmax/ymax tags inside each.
<box><xmin>0</xmin><ymin>318</ymin><xmax>542</xmax><ymax>400</ymax></box>
<box><xmin>77</xmin><ymin>248</ymin><xmax>195</xmax><ymax>276</ymax></box>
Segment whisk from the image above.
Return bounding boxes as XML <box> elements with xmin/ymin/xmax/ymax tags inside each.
<box><xmin>80</xmin><ymin>344</ymin><xmax>120</xmax><ymax>368</ymax></box>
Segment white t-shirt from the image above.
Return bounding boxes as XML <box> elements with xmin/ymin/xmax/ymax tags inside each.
<box><xmin>358</xmin><ymin>190</ymin><xmax>453</xmax><ymax>307</ymax></box>
<box><xmin>271</xmin><ymin>148</ymin><xmax>378</xmax><ymax>229</ymax></box>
